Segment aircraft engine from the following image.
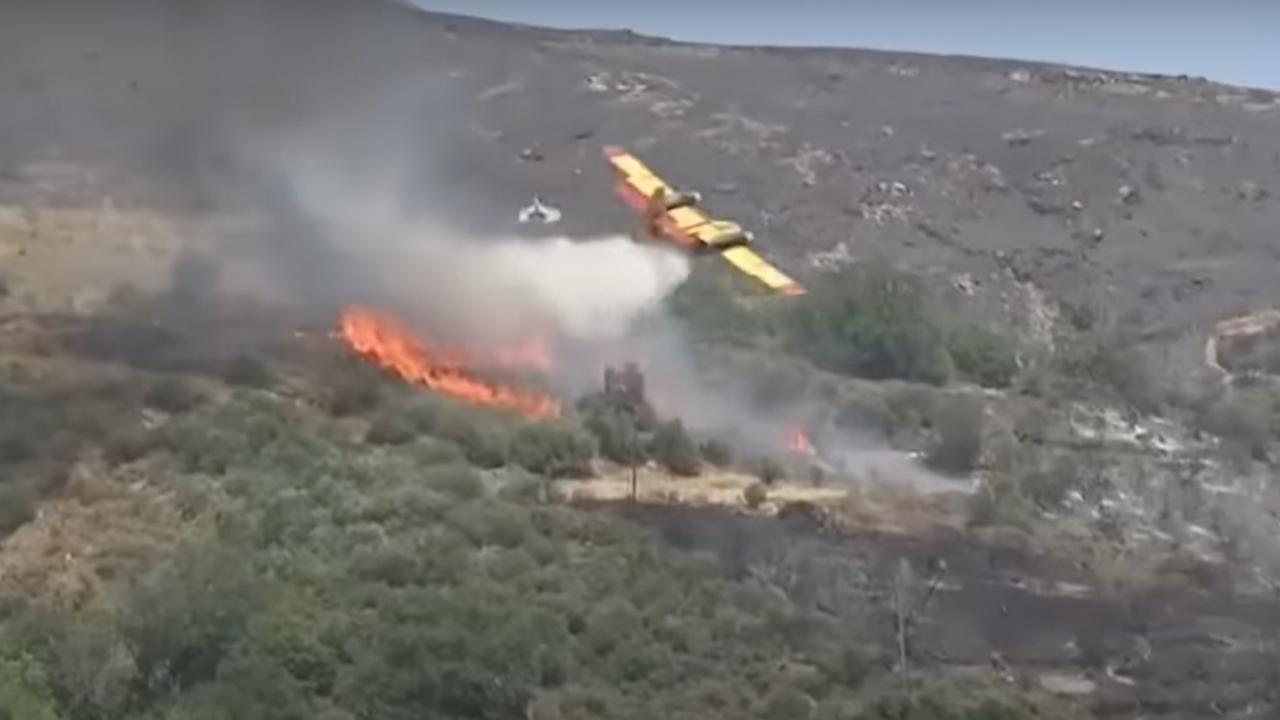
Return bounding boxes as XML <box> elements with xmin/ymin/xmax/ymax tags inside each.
<box><xmin>663</xmin><ymin>190</ymin><xmax>701</xmax><ymax>210</ymax></box>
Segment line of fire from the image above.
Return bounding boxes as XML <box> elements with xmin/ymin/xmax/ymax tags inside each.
<box><xmin>333</xmin><ymin>146</ymin><xmax>818</xmax><ymax>463</ymax></box>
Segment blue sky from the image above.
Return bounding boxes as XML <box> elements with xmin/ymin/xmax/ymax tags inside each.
<box><xmin>410</xmin><ymin>1</ymin><xmax>1279</xmax><ymax>91</ymax></box>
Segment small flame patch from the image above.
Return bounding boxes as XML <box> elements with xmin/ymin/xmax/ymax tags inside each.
<box><xmin>786</xmin><ymin>426</ymin><xmax>817</xmax><ymax>457</ymax></box>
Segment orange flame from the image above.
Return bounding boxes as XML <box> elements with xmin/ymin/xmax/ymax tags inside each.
<box><xmin>337</xmin><ymin>305</ymin><xmax>560</xmax><ymax>420</ymax></box>
<box><xmin>786</xmin><ymin>426</ymin><xmax>817</xmax><ymax>456</ymax></box>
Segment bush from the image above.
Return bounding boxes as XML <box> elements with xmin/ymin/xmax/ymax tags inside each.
<box><xmin>143</xmin><ymin>378</ymin><xmax>203</xmax><ymax>414</ymax></box>
<box><xmin>743</xmin><ymin>482</ymin><xmax>769</xmax><ymax>509</ymax></box>
<box><xmin>0</xmin><ymin>423</ymin><xmax>37</xmax><ymax>465</ymax></box>
<box><xmin>782</xmin><ymin>264</ymin><xmax>953</xmax><ymax>385</ymax></box>
<box><xmin>925</xmin><ymin>395</ymin><xmax>984</xmax><ymax>475</ymax></box>
<box><xmin>665</xmin><ymin>264</ymin><xmax>770</xmax><ymax>346</ymax></box>
<box><xmin>407</xmin><ymin>438</ymin><xmax>466</xmax><ymax>467</ymax></box>
<box><xmin>327</xmin><ymin>376</ymin><xmax>381</xmax><ymax>417</ymax></box>
<box><xmin>102</xmin><ymin>426</ymin><xmax>155</xmax><ymax>466</ymax></box>
<box><xmin>808</xmin><ymin>465</ymin><xmax>826</xmax><ymax>486</ymax></box>
<box><xmin>423</xmin><ymin>464</ymin><xmax>485</xmax><ymax>501</ymax></box>
<box><xmin>1196</xmin><ymin>391</ymin><xmax>1276</xmax><ymax>462</ymax></box>
<box><xmin>0</xmin><ymin>644</ymin><xmax>64</xmax><ymax>720</ymax></box>
<box><xmin>834</xmin><ymin>394</ymin><xmax>894</xmax><ymax>436</ymax></box>
<box><xmin>118</xmin><ymin>542</ymin><xmax>263</xmax><ymax>695</ymax></box>
<box><xmin>700</xmin><ymin>438</ymin><xmax>733</xmax><ymax>467</ymax></box>
<box><xmin>1023</xmin><ymin>456</ymin><xmax>1083</xmax><ymax>510</ymax></box>
<box><xmin>965</xmin><ymin>474</ymin><xmax>1034</xmax><ymax>531</ymax></box>
<box><xmin>579</xmin><ymin>395</ymin><xmax>645</xmax><ymax>466</ymax></box>
<box><xmin>947</xmin><ymin>324</ymin><xmax>1019</xmax><ymax>388</ymax></box>
<box><xmin>763</xmin><ymin>687</ymin><xmax>816</xmax><ymax>720</ymax></box>
<box><xmin>404</xmin><ymin>396</ymin><xmax>448</xmax><ymax>434</ymax></box>
<box><xmin>650</xmin><ymin>419</ymin><xmax>702</xmax><ymax>476</ymax></box>
<box><xmin>435</xmin><ymin>412</ymin><xmax>511</xmax><ymax>469</ymax></box>
<box><xmin>0</xmin><ymin>482</ymin><xmax>38</xmax><ymax>536</ymax></box>
<box><xmin>222</xmin><ymin>354</ymin><xmax>275</xmax><ymax>388</ymax></box>
<box><xmin>1057</xmin><ymin>329</ymin><xmax>1162</xmax><ymax>412</ymax></box>
<box><xmin>510</xmin><ymin>422</ymin><xmax>596</xmax><ymax>478</ymax></box>
<box><xmin>858</xmin><ymin>675</ymin><xmax>1068</xmax><ymax>720</ymax></box>
<box><xmin>365</xmin><ymin>411</ymin><xmax>418</xmax><ymax>447</ymax></box>
<box><xmin>758</xmin><ymin>457</ymin><xmax>785</xmax><ymax>485</ymax></box>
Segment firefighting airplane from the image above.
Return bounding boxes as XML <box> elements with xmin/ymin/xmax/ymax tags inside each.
<box><xmin>603</xmin><ymin>146</ymin><xmax>805</xmax><ymax>296</ymax></box>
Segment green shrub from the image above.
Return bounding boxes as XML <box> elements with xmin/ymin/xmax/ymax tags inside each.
<box><xmin>434</xmin><ymin>411</ymin><xmax>511</xmax><ymax>469</ymax></box>
<box><xmin>0</xmin><ymin>482</ymin><xmax>38</xmax><ymax>536</ymax></box>
<box><xmin>422</xmin><ymin>463</ymin><xmax>484</xmax><ymax>501</ymax></box>
<box><xmin>743</xmin><ymin>482</ymin><xmax>769</xmax><ymax>509</ymax></box>
<box><xmin>1057</xmin><ymin>329</ymin><xmax>1162</xmax><ymax>412</ymax></box>
<box><xmin>118</xmin><ymin>542</ymin><xmax>264</xmax><ymax>696</ymax></box>
<box><xmin>446</xmin><ymin>501</ymin><xmax>529</xmax><ymax>548</ymax></box>
<box><xmin>157</xmin><ymin>400</ymin><xmax>287</xmax><ymax>475</ymax></box>
<box><xmin>833</xmin><ymin>394</ymin><xmax>894</xmax><ymax>436</ymax></box>
<box><xmin>404</xmin><ymin>396</ymin><xmax>449</xmax><ymax>434</ymax></box>
<box><xmin>742</xmin><ymin>359</ymin><xmax>812</xmax><ymax>411</ymax></box>
<box><xmin>0</xmin><ymin>644</ymin><xmax>64</xmax><ymax>720</ymax></box>
<box><xmin>1196</xmin><ymin>391</ymin><xmax>1276</xmax><ymax>462</ymax></box>
<box><xmin>925</xmin><ymin>395</ymin><xmax>984</xmax><ymax>475</ymax></box>
<box><xmin>221</xmin><ymin>354</ymin><xmax>275</xmax><ymax>389</ymax></box>
<box><xmin>407</xmin><ymin>438</ymin><xmax>466</xmax><ymax>467</ymax></box>
<box><xmin>700</xmin><ymin>438</ymin><xmax>733</xmax><ymax>467</ymax></box>
<box><xmin>365</xmin><ymin>411</ymin><xmax>418</xmax><ymax>447</ymax></box>
<box><xmin>0</xmin><ymin>427</ymin><xmax>37</xmax><ymax>465</ymax></box>
<box><xmin>782</xmin><ymin>264</ymin><xmax>953</xmax><ymax>385</ymax></box>
<box><xmin>353</xmin><ymin>545</ymin><xmax>424</xmax><ymax>587</ymax></box>
<box><xmin>144</xmin><ymin>378</ymin><xmax>204</xmax><ymax>414</ymax></box>
<box><xmin>763</xmin><ymin>687</ymin><xmax>816</xmax><ymax>720</ymax></box>
<box><xmin>758</xmin><ymin>457</ymin><xmax>785</xmax><ymax>485</ymax></box>
<box><xmin>947</xmin><ymin>324</ymin><xmax>1019</xmax><ymax>388</ymax></box>
<box><xmin>510</xmin><ymin>422</ymin><xmax>596</xmax><ymax>478</ymax></box>
<box><xmin>495</xmin><ymin>468</ymin><xmax>547</xmax><ymax>504</ymax></box>
<box><xmin>966</xmin><ymin>475</ymin><xmax>1034</xmax><ymax>531</ymax></box>
<box><xmin>327</xmin><ymin>376</ymin><xmax>382</xmax><ymax>417</ymax></box>
<box><xmin>665</xmin><ymin>264</ymin><xmax>770</xmax><ymax>346</ymax></box>
<box><xmin>101</xmin><ymin>427</ymin><xmax>155</xmax><ymax>466</ymax></box>
<box><xmin>650</xmin><ymin>419</ymin><xmax>702</xmax><ymax>476</ymax></box>
<box><xmin>579</xmin><ymin>397</ymin><xmax>645</xmax><ymax>466</ymax></box>
<box><xmin>1022</xmin><ymin>456</ymin><xmax>1083</xmax><ymax>510</ymax></box>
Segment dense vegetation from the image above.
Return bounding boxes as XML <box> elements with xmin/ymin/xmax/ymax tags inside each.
<box><xmin>0</xmin><ymin>391</ymin><xmax>1069</xmax><ymax>720</ymax></box>
<box><xmin>667</xmin><ymin>261</ymin><xmax>1021</xmax><ymax>390</ymax></box>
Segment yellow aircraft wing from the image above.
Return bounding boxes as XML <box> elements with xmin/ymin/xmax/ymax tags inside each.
<box><xmin>603</xmin><ymin>145</ymin><xmax>805</xmax><ymax>295</ymax></box>
<box><xmin>603</xmin><ymin>147</ymin><xmax>674</xmax><ymax>202</ymax></box>
<box><xmin>721</xmin><ymin>246</ymin><xmax>805</xmax><ymax>295</ymax></box>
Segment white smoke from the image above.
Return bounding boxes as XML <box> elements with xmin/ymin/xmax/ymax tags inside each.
<box><xmin>262</xmin><ymin>136</ymin><xmax>690</xmax><ymax>348</ymax></box>
<box><xmin>479</xmin><ymin>236</ymin><xmax>690</xmax><ymax>341</ymax></box>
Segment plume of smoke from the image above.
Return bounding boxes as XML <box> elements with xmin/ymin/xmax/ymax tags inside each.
<box><xmin>257</xmin><ymin>126</ymin><xmax>691</xmax><ymax>350</ymax></box>
<box><xmin>5</xmin><ymin>0</ymin><xmax>959</xmax><ymax>498</ymax></box>
<box><xmin>478</xmin><ymin>237</ymin><xmax>691</xmax><ymax>341</ymax></box>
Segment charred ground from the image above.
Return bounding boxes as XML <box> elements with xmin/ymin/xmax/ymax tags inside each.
<box><xmin>5</xmin><ymin>1</ymin><xmax>1280</xmax><ymax>344</ymax></box>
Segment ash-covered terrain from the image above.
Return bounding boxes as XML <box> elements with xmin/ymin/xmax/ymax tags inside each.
<box><xmin>6</xmin><ymin>1</ymin><xmax>1280</xmax><ymax>349</ymax></box>
<box><xmin>2</xmin><ymin>2</ymin><xmax>1280</xmax><ymax>720</ymax></box>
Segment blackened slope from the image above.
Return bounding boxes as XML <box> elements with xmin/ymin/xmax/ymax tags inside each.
<box><xmin>3</xmin><ymin>0</ymin><xmax>1279</xmax><ymax>347</ymax></box>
